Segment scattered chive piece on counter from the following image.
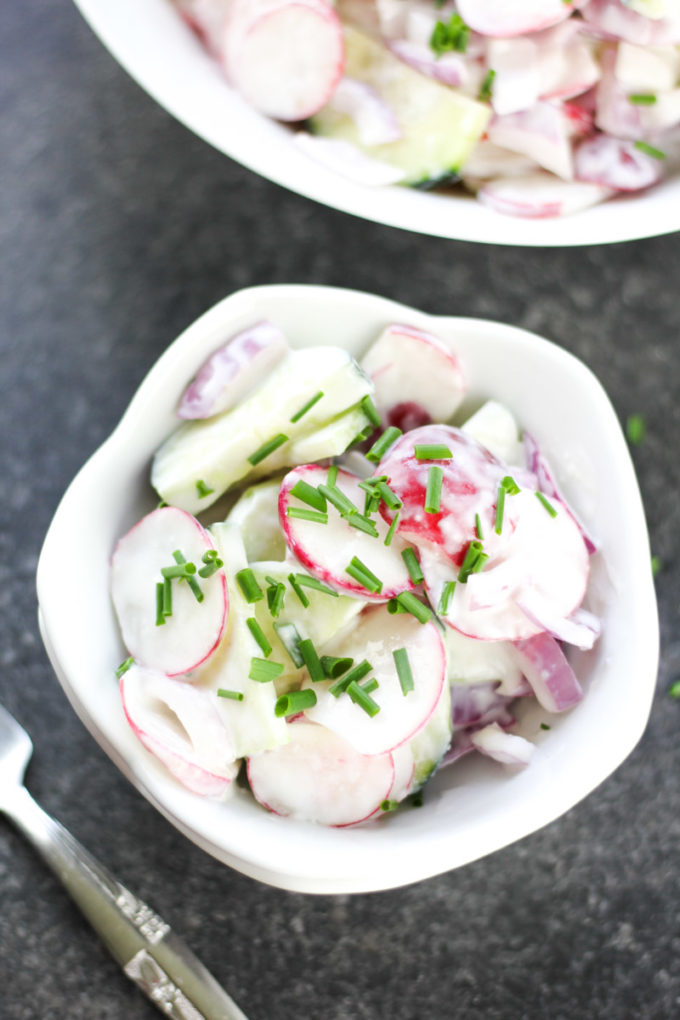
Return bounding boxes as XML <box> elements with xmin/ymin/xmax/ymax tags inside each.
<box><xmin>290</xmin><ymin>479</ymin><xmax>327</xmax><ymax>513</ymax></box>
<box><xmin>626</xmin><ymin>413</ymin><xmax>646</xmax><ymax>445</ymax></box>
<box><xmin>438</xmin><ymin>581</ymin><xmax>456</xmax><ymax>615</ymax></box>
<box><xmin>330</xmin><ymin>659</ymin><xmax>372</xmax><ymax>697</ymax></box>
<box><xmin>425</xmin><ymin>465</ymin><xmax>443</xmax><ymax>514</ymax></box>
<box><xmin>347</xmin><ymin>680</ymin><xmax>380</xmax><ymax>717</ymax></box>
<box><xmin>393</xmin><ymin>647</ymin><xmax>414</xmax><ymax>696</ymax></box>
<box><xmin>495</xmin><ymin>485</ymin><xmax>506</xmax><ymax>535</ymax></box>
<box><xmin>265</xmin><ymin>579</ymin><xmax>286</xmax><ymax>618</ymax></box>
<box><xmin>217</xmin><ymin>689</ymin><xmax>244</xmax><ymax>702</ymax></box>
<box><xmin>457</xmin><ymin>541</ymin><xmax>488</xmax><ymax>583</ymax></box>
<box><xmin>236</xmin><ymin>568</ymin><xmax>264</xmax><ymax>603</ymax></box>
<box><xmin>115</xmin><ymin>657</ymin><xmax>134</xmax><ymax>679</ymax></box>
<box><xmin>247</xmin><ymin>433</ymin><xmax>289</xmax><ymax>466</ymax></box>
<box><xmin>246</xmin><ymin>617</ymin><xmax>272</xmax><ymax>657</ymax></box>
<box><xmin>634</xmin><ymin>140</ymin><xmax>665</xmax><ymax>160</ymax></box>
<box><xmin>401</xmin><ymin>548</ymin><xmax>424</xmax><ymax>585</ymax></box>
<box><xmin>286</xmin><ymin>507</ymin><xmax>329</xmax><ymax>525</ymax></box>
<box><xmin>361</xmin><ymin>395</ymin><xmax>381</xmax><ymax>428</ymax></box>
<box><xmin>299</xmin><ymin>638</ymin><xmax>325</xmax><ymax>684</ymax></box>
<box><xmin>651</xmin><ymin>555</ymin><xmax>662</xmax><ymax>577</ymax></box>
<box><xmin>414</xmin><ymin>444</ymin><xmax>452</xmax><ymax>460</ymax></box>
<box><xmin>502</xmin><ymin>475</ymin><xmax>521</xmax><ymax>495</ymax></box>
<box><xmin>275</xmin><ymin>689</ymin><xmax>317</xmax><ymax>718</ymax></box>
<box><xmin>248</xmin><ymin>657</ymin><xmax>284</xmax><ymax>683</ymax></box>
<box><xmin>320</xmin><ymin>656</ymin><xmax>353</xmax><ymax>679</ymax></box>
<box><xmin>540</xmin><ymin>722</ymin><xmax>551</xmax><ymax>730</ymax></box>
<box><xmin>287</xmin><ymin>573</ymin><xmax>310</xmax><ymax>608</ymax></box>
<box><xmin>346</xmin><ymin>556</ymin><xmax>383</xmax><ymax>593</ymax></box>
<box><xmin>274</xmin><ymin>622</ymin><xmax>304</xmax><ymax>667</ymax></box>
<box><xmin>195</xmin><ymin>479</ymin><xmax>214</xmax><ymax>498</ymax></box>
<box><xmin>366</xmin><ymin>426</ymin><xmax>402</xmax><ymax>463</ymax></box>
<box><xmin>290</xmin><ymin>391</ymin><xmax>324</xmax><ymax>423</ymax></box>
<box><xmin>535</xmin><ymin>491</ymin><xmax>558</xmax><ymax>517</ymax></box>
<box><xmin>668</xmin><ymin>680</ymin><xmax>680</xmax><ymax>699</ymax></box>
<box><xmin>155</xmin><ymin>583</ymin><xmax>166</xmax><ymax>627</ymax></box>
<box><xmin>479</xmin><ymin>68</ymin><xmax>496</xmax><ymax>102</ymax></box>
<box><xmin>172</xmin><ymin>550</ymin><xmax>203</xmax><ymax>602</ymax></box>
<box><xmin>384</xmin><ymin>511</ymin><xmax>400</xmax><ymax>547</ymax></box>
<box><xmin>293</xmin><ymin>573</ymin><xmax>339</xmax><ymax>597</ymax></box>
<box><xmin>396</xmin><ymin>591</ymin><xmax>432</xmax><ymax>623</ymax></box>
<box><xmin>327</xmin><ymin>464</ymin><xmax>338</xmax><ymax>487</ymax></box>
<box><xmin>629</xmin><ymin>93</ymin><xmax>657</xmax><ymax>105</ymax></box>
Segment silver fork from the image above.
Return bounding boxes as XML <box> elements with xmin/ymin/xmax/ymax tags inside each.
<box><xmin>0</xmin><ymin>702</ymin><xmax>249</xmax><ymax>1020</ymax></box>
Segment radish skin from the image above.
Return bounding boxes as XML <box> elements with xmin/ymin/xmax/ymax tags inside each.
<box><xmin>512</xmin><ymin>632</ymin><xmax>584</xmax><ymax>712</ymax></box>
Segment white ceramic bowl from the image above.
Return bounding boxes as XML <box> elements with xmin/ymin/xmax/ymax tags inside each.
<box><xmin>37</xmin><ymin>284</ymin><xmax>658</xmax><ymax>893</ymax></box>
<box><xmin>73</xmin><ymin>0</ymin><xmax>680</xmax><ymax>247</ymax></box>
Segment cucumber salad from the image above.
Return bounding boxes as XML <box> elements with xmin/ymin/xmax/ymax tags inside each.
<box><xmin>111</xmin><ymin>319</ymin><xmax>600</xmax><ymax>827</ymax></box>
<box><xmin>174</xmin><ymin>0</ymin><xmax>680</xmax><ymax>217</ymax></box>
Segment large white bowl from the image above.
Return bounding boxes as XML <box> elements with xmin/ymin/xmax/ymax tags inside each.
<box><xmin>73</xmin><ymin>0</ymin><xmax>680</xmax><ymax>247</ymax></box>
<box><xmin>37</xmin><ymin>284</ymin><xmax>658</xmax><ymax>893</ymax></box>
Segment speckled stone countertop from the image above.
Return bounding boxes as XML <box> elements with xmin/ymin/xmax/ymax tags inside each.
<box><xmin>1</xmin><ymin>3</ymin><xmax>679</xmax><ymax>1018</ymax></box>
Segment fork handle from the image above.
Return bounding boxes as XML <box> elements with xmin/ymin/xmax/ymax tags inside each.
<box><xmin>4</xmin><ymin>785</ymin><xmax>249</xmax><ymax>1020</ymax></box>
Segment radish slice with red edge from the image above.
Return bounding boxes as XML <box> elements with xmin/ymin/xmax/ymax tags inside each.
<box><xmin>516</xmin><ymin>591</ymin><xmax>601</xmax><ymax>650</ymax></box>
<box><xmin>304</xmin><ymin>605</ymin><xmax>446</xmax><ymax>756</ymax></box>
<box><xmin>470</xmin><ymin>724</ymin><xmax>535</xmax><ymax>766</ymax></box>
<box><xmin>574</xmin><ymin>133</ymin><xmax>665</xmax><ymax>192</ymax></box>
<box><xmin>279</xmin><ymin>464</ymin><xmax>415</xmax><ymax>601</ymax></box>
<box><xmin>110</xmin><ymin>507</ymin><xmax>228</xmax><ymax>676</ymax></box>
<box><xmin>456</xmin><ymin>0</ymin><xmax>582</xmax><ymax>38</ymax></box>
<box><xmin>478</xmin><ymin>172</ymin><xmax>614</xmax><ymax>217</ymax></box>
<box><xmin>121</xmin><ymin>665</ymin><xmax>238</xmax><ymax>797</ymax></box>
<box><xmin>523</xmin><ymin>430</ymin><xmax>598</xmax><ymax>553</ymax></box>
<box><xmin>178</xmin><ymin>321</ymin><xmax>288</xmax><ymax>420</ymax></box>
<box><xmin>511</xmin><ymin>632</ymin><xmax>584</xmax><ymax>712</ymax></box>
<box><xmin>247</xmin><ymin>720</ymin><xmax>394</xmax><ymax>826</ymax></box>
<box><xmin>388</xmin><ymin>744</ymin><xmax>415</xmax><ymax>802</ymax></box>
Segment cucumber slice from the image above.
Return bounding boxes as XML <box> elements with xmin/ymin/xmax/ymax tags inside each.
<box><xmin>310</xmin><ymin>26</ymin><xmax>490</xmax><ymax>186</ymax></box>
<box><xmin>227</xmin><ymin>477</ymin><xmax>287</xmax><ymax>562</ymax></box>
<box><xmin>408</xmin><ymin>680</ymin><xmax>452</xmax><ymax>790</ymax></box>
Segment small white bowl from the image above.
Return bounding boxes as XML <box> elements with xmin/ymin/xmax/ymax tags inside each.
<box><xmin>37</xmin><ymin>284</ymin><xmax>658</xmax><ymax>893</ymax></box>
<box><xmin>73</xmin><ymin>0</ymin><xmax>680</xmax><ymax>247</ymax></box>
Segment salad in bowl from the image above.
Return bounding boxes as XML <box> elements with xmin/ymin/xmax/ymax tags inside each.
<box><xmin>37</xmin><ymin>286</ymin><xmax>658</xmax><ymax>892</ymax></box>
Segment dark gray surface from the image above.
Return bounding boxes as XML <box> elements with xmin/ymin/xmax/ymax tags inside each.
<box><xmin>1</xmin><ymin>2</ymin><xmax>679</xmax><ymax>1018</ymax></box>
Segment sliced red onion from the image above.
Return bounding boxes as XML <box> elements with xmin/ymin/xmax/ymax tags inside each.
<box><xmin>294</xmin><ymin>132</ymin><xmax>406</xmax><ymax>185</ymax></box>
<box><xmin>511</xmin><ymin>632</ymin><xmax>584</xmax><ymax>712</ymax></box>
<box><xmin>523</xmin><ymin>430</ymin><xmax>598</xmax><ymax>553</ymax></box>
<box><xmin>450</xmin><ymin>680</ymin><xmax>517</xmax><ymax>730</ymax></box>
<box><xmin>575</xmin><ymin>133</ymin><xmax>664</xmax><ymax>192</ymax></box>
<box><xmin>581</xmin><ymin>0</ymin><xmax>680</xmax><ymax>45</ymax></box>
<box><xmin>487</xmin><ymin>101</ymin><xmax>575</xmax><ymax>180</ymax></box>
<box><xmin>388</xmin><ymin>39</ymin><xmax>466</xmax><ymax>87</ymax></box>
<box><xmin>470</xmin><ymin>723</ymin><xmax>535</xmax><ymax>766</ymax></box>
<box><xmin>327</xmin><ymin>77</ymin><xmax>402</xmax><ymax>146</ymax></box>
<box><xmin>440</xmin><ymin>729</ymin><xmax>475</xmax><ymax>767</ymax></box>
<box><xmin>516</xmin><ymin>590</ymin><xmax>601</xmax><ymax>650</ymax></box>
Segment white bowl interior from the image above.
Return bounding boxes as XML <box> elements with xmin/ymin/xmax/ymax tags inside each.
<box><xmin>72</xmin><ymin>0</ymin><xmax>680</xmax><ymax>247</ymax></box>
<box><xmin>37</xmin><ymin>284</ymin><xmax>658</xmax><ymax>893</ymax></box>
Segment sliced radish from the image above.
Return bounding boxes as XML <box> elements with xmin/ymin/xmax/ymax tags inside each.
<box><xmin>537</xmin><ymin>20</ymin><xmax>601</xmax><ymax>101</ymax></box>
<box><xmin>222</xmin><ymin>0</ymin><xmax>345</xmax><ymax>121</ymax></box>
<box><xmin>574</xmin><ymin>133</ymin><xmax>665</xmax><ymax>191</ymax></box>
<box><xmin>516</xmin><ymin>591</ymin><xmax>601</xmax><ymax>650</ymax></box>
<box><xmin>294</xmin><ymin>132</ymin><xmax>406</xmax><ymax>185</ymax></box>
<box><xmin>247</xmin><ymin>720</ymin><xmax>394</xmax><ymax>825</ymax></box>
<box><xmin>461</xmin><ymin>140</ymin><xmax>540</xmax><ymax>180</ymax></box>
<box><xmin>456</xmin><ymin>0</ymin><xmax>580</xmax><ymax>38</ymax></box>
<box><xmin>360</xmin><ymin>324</ymin><xmax>466</xmax><ymax>428</ymax></box>
<box><xmin>121</xmin><ymin>665</ymin><xmax>238</xmax><ymax>797</ymax></box>
<box><xmin>478</xmin><ymin>172</ymin><xmax>614</xmax><ymax>217</ymax></box>
<box><xmin>178</xmin><ymin>321</ymin><xmax>288</xmax><ymax>420</ymax></box>
<box><xmin>325</xmin><ymin>77</ymin><xmax>401</xmax><ymax>146</ymax></box>
<box><xmin>305</xmin><ymin>605</ymin><xmax>446</xmax><ymax>756</ymax></box>
<box><xmin>279</xmin><ymin>465</ymin><xmax>414</xmax><ymax>601</ymax></box>
<box><xmin>523</xmin><ymin>430</ymin><xmax>598</xmax><ymax>553</ymax></box>
<box><xmin>582</xmin><ymin>0</ymin><xmax>680</xmax><ymax>45</ymax></box>
<box><xmin>470</xmin><ymin>723</ymin><xmax>535</xmax><ymax>766</ymax></box>
<box><xmin>487</xmin><ymin>102</ymin><xmax>575</xmax><ymax>180</ymax></box>
<box><xmin>485</xmin><ymin>37</ymin><xmax>541</xmax><ymax>116</ymax></box>
<box><xmin>389</xmin><ymin>744</ymin><xmax>416</xmax><ymax>802</ymax></box>
<box><xmin>511</xmin><ymin>632</ymin><xmax>584</xmax><ymax>712</ymax></box>
<box><xmin>110</xmin><ymin>507</ymin><xmax>228</xmax><ymax>676</ymax></box>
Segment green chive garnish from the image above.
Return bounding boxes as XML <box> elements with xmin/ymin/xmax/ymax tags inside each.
<box><xmin>411</xmin><ymin>792</ymin><xmax>424</xmax><ymax>808</ymax></box>
<box><xmin>540</xmin><ymin>722</ymin><xmax>551</xmax><ymax>730</ymax></box>
<box><xmin>361</xmin><ymin>678</ymin><xmax>379</xmax><ymax>696</ymax></box>
<box><xmin>502</xmin><ymin>475</ymin><xmax>521</xmax><ymax>495</ymax></box>
<box><xmin>425</xmin><ymin>465</ymin><xmax>443</xmax><ymax>514</ymax></box>
<box><xmin>115</xmin><ymin>657</ymin><xmax>134</xmax><ymax>679</ymax></box>
<box><xmin>396</xmin><ymin>591</ymin><xmax>432</xmax><ymax>623</ymax></box>
<box><xmin>318</xmin><ymin>483</ymin><xmax>358</xmax><ymax>516</ymax></box>
<box><xmin>195</xmin><ymin>479</ymin><xmax>214</xmax><ymax>498</ymax></box>
<box><xmin>634</xmin><ymin>140</ymin><xmax>665</xmax><ymax>160</ymax></box>
<box><xmin>329</xmin><ymin>659</ymin><xmax>372</xmax><ymax>697</ymax></box>
<box><xmin>430</xmin><ymin>12</ymin><xmax>469</xmax><ymax>57</ymax></box>
<box><xmin>299</xmin><ymin>638</ymin><xmax>325</xmax><ymax>684</ymax></box>
<box><xmin>347</xmin><ymin>680</ymin><xmax>380</xmax><ymax>717</ymax></box>
<box><xmin>327</xmin><ymin>464</ymin><xmax>338</xmax><ymax>487</ymax></box>
<box><xmin>198</xmin><ymin>552</ymin><xmax>224</xmax><ymax>578</ymax></box>
<box><xmin>414</xmin><ymin>444</ymin><xmax>452</xmax><ymax>460</ymax></box>
<box><xmin>479</xmin><ymin>68</ymin><xmax>495</xmax><ymax>102</ymax></box>
<box><xmin>651</xmin><ymin>555</ymin><xmax>662</xmax><ymax>577</ymax></box>
<box><xmin>155</xmin><ymin>582</ymin><xmax>165</xmax><ymax>627</ymax></box>
<box><xmin>287</xmin><ymin>573</ymin><xmax>310</xmax><ymax>608</ymax></box>
<box><xmin>162</xmin><ymin>576</ymin><xmax>173</xmax><ymax>617</ymax></box>
<box><xmin>217</xmin><ymin>688</ymin><xmax>244</xmax><ymax>702</ymax></box>
<box><xmin>384</xmin><ymin>512</ymin><xmax>400</xmax><ymax>547</ymax></box>
<box><xmin>274</xmin><ymin>689</ymin><xmax>317</xmax><ymax>717</ymax></box>
<box><xmin>160</xmin><ymin>562</ymin><xmax>196</xmax><ymax>580</ymax></box>
<box><xmin>401</xmin><ymin>548</ymin><xmax>424</xmax><ymax>585</ymax></box>
<box><xmin>248</xmin><ymin>657</ymin><xmax>284</xmax><ymax>683</ymax></box>
<box><xmin>475</xmin><ymin>513</ymin><xmax>483</xmax><ymax>539</ymax></box>
<box><xmin>376</xmin><ymin>481</ymin><xmax>402</xmax><ymax>510</ymax></box>
<box><xmin>457</xmin><ymin>541</ymin><xmax>488</xmax><ymax>583</ymax></box>
<box><xmin>629</xmin><ymin>93</ymin><xmax>657</xmax><ymax>105</ymax></box>
<box><xmin>351</xmin><ymin>424</ymin><xmax>375</xmax><ymax>447</ymax></box>
<box><xmin>366</xmin><ymin>426</ymin><xmax>402</xmax><ymax>463</ymax></box>
<box><xmin>535</xmin><ymin>491</ymin><xmax>558</xmax><ymax>518</ymax></box>
<box><xmin>320</xmin><ymin>656</ymin><xmax>354</xmax><ymax>679</ymax></box>
<box><xmin>380</xmin><ymin>800</ymin><xmax>399</xmax><ymax>812</ymax></box>
<box><xmin>172</xmin><ymin>550</ymin><xmax>203</xmax><ymax>602</ymax></box>
<box><xmin>247</xmin><ymin>433</ymin><xmax>289</xmax><ymax>466</ymax></box>
<box><xmin>495</xmin><ymin>485</ymin><xmax>506</xmax><ymax>535</ymax></box>
<box><xmin>266</xmin><ymin>579</ymin><xmax>286</xmax><ymax>618</ymax></box>
<box><xmin>290</xmin><ymin>391</ymin><xmax>324</xmax><ymax>423</ymax></box>
<box><xmin>668</xmin><ymin>680</ymin><xmax>680</xmax><ymax>699</ymax></box>
<box><xmin>387</xmin><ymin>597</ymin><xmax>407</xmax><ymax>615</ymax></box>
<box><xmin>346</xmin><ymin>556</ymin><xmax>382</xmax><ymax>593</ymax></box>
<box><xmin>246</xmin><ymin>617</ymin><xmax>272</xmax><ymax>657</ymax></box>
<box><xmin>346</xmin><ymin>514</ymin><xmax>379</xmax><ymax>538</ymax></box>
<box><xmin>438</xmin><ymin>581</ymin><xmax>456</xmax><ymax>615</ymax></box>
<box><xmin>626</xmin><ymin>413</ymin><xmax>646</xmax><ymax>446</ymax></box>
<box><xmin>393</xmin><ymin>647</ymin><xmax>414</xmax><ymax>696</ymax></box>
<box><xmin>286</xmin><ymin>507</ymin><xmax>329</xmax><ymax>525</ymax></box>
<box><xmin>361</xmin><ymin>395</ymin><xmax>381</xmax><ymax>428</ymax></box>
<box><xmin>292</xmin><ymin>574</ymin><xmax>339</xmax><ymax>597</ymax></box>
<box><xmin>290</xmin><ymin>479</ymin><xmax>327</xmax><ymax>513</ymax></box>
<box><xmin>273</xmin><ymin>622</ymin><xmax>304</xmax><ymax>667</ymax></box>
<box><xmin>235</xmin><ymin>567</ymin><xmax>264</xmax><ymax>603</ymax></box>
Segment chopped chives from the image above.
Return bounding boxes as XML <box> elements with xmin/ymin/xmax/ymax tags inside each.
<box><xmin>172</xmin><ymin>550</ymin><xmax>203</xmax><ymax>602</ymax></box>
<box><xmin>217</xmin><ymin>688</ymin><xmax>244</xmax><ymax>702</ymax></box>
<box><xmin>626</xmin><ymin>413</ymin><xmax>646</xmax><ymax>446</ymax></box>
<box><xmin>287</xmin><ymin>572</ymin><xmax>310</xmax><ymax>608</ymax></box>
<box><xmin>351</xmin><ymin>424</ymin><xmax>375</xmax><ymax>446</ymax></box>
<box><xmin>347</xmin><ymin>680</ymin><xmax>380</xmax><ymax>717</ymax></box>
<box><xmin>320</xmin><ymin>656</ymin><xmax>353</xmax><ymax>679</ymax></box>
<box><xmin>293</xmin><ymin>574</ymin><xmax>339</xmax><ymax>597</ymax></box>
<box><xmin>634</xmin><ymin>139</ymin><xmax>665</xmax><ymax>160</ymax></box>
<box><xmin>361</xmin><ymin>678</ymin><xmax>379</xmax><ymax>696</ymax></box>
<box><xmin>299</xmin><ymin>638</ymin><xmax>325</xmax><ymax>684</ymax></box>
<box><xmin>286</xmin><ymin>507</ymin><xmax>329</xmax><ymax>525</ymax></box>
<box><xmin>438</xmin><ymin>581</ymin><xmax>456</xmax><ymax>615</ymax></box>
<box><xmin>248</xmin><ymin>657</ymin><xmax>284</xmax><ymax>683</ymax></box>
<box><xmin>457</xmin><ymin>541</ymin><xmax>488</xmax><ymax>583</ymax></box>
<box><xmin>198</xmin><ymin>554</ymin><xmax>223</xmax><ymax>578</ymax></box>
<box><xmin>425</xmin><ymin>465</ymin><xmax>443</xmax><ymax>514</ymax></box>
<box><xmin>273</xmin><ymin>622</ymin><xmax>304</xmax><ymax>667</ymax></box>
<box><xmin>479</xmin><ymin>68</ymin><xmax>495</xmax><ymax>102</ymax></box>
<box><xmin>290</xmin><ymin>479</ymin><xmax>327</xmax><ymax>513</ymax></box>
<box><xmin>401</xmin><ymin>547</ymin><xmax>424</xmax><ymax>585</ymax></box>
<box><xmin>346</xmin><ymin>513</ymin><xmax>379</xmax><ymax>538</ymax></box>
<box><xmin>366</xmin><ymin>426</ymin><xmax>402</xmax><ymax>463</ymax></box>
<box><xmin>274</xmin><ymin>689</ymin><xmax>317</xmax><ymax>717</ymax></box>
<box><xmin>535</xmin><ymin>491</ymin><xmax>558</xmax><ymax>518</ymax></box>
<box><xmin>380</xmin><ymin>800</ymin><xmax>399</xmax><ymax>813</ymax></box>
<box><xmin>393</xmin><ymin>647</ymin><xmax>414</xmax><ymax>696</ymax></box>
<box><xmin>361</xmin><ymin>395</ymin><xmax>381</xmax><ymax>428</ymax></box>
<box><xmin>155</xmin><ymin>582</ymin><xmax>165</xmax><ymax>626</ymax></box>
<box><xmin>161</xmin><ymin>562</ymin><xmax>197</xmax><ymax>580</ymax></box>
<box><xmin>629</xmin><ymin>93</ymin><xmax>656</xmax><ymax>105</ymax></box>
<box><xmin>318</xmin><ymin>483</ymin><xmax>358</xmax><ymax>516</ymax></box>
<box><xmin>246</xmin><ymin>617</ymin><xmax>272</xmax><ymax>657</ymax></box>
<box><xmin>651</xmin><ymin>555</ymin><xmax>662</xmax><ymax>577</ymax></box>
<box><xmin>501</xmin><ymin>475</ymin><xmax>521</xmax><ymax>495</ymax></box>
<box><xmin>475</xmin><ymin>513</ymin><xmax>483</xmax><ymax>540</ymax></box>
<box><xmin>115</xmin><ymin>657</ymin><xmax>134</xmax><ymax>679</ymax></box>
<box><xmin>247</xmin><ymin>433</ymin><xmax>289</xmax><ymax>466</ymax></box>
<box><xmin>414</xmin><ymin>444</ymin><xmax>452</xmax><ymax>460</ymax></box>
<box><xmin>495</xmin><ymin>485</ymin><xmax>506</xmax><ymax>535</ymax></box>
<box><xmin>540</xmin><ymin>722</ymin><xmax>551</xmax><ymax>730</ymax></box>
<box><xmin>235</xmin><ymin>568</ymin><xmax>264</xmax><ymax>603</ymax></box>
<box><xmin>290</xmin><ymin>391</ymin><xmax>324</xmax><ymax>423</ymax></box>
<box><xmin>384</xmin><ymin>511</ymin><xmax>400</xmax><ymax>547</ymax></box>
<box><xmin>376</xmin><ymin>481</ymin><xmax>402</xmax><ymax>510</ymax></box>
<box><xmin>387</xmin><ymin>597</ymin><xmax>407</xmax><ymax>615</ymax></box>
<box><xmin>330</xmin><ymin>659</ymin><xmax>372</xmax><ymax>697</ymax></box>
<box><xmin>346</xmin><ymin>556</ymin><xmax>383</xmax><ymax>593</ymax></box>
<box><xmin>668</xmin><ymin>680</ymin><xmax>680</xmax><ymax>699</ymax></box>
<box><xmin>162</xmin><ymin>576</ymin><xmax>172</xmax><ymax>617</ymax></box>
<box><xmin>327</xmin><ymin>464</ymin><xmax>338</xmax><ymax>487</ymax></box>
<box><xmin>396</xmin><ymin>591</ymin><xmax>432</xmax><ymax>623</ymax></box>
<box><xmin>195</xmin><ymin>479</ymin><xmax>214</xmax><ymax>498</ymax></box>
<box><xmin>266</xmin><ymin>580</ymin><xmax>286</xmax><ymax>618</ymax></box>
<box><xmin>411</xmin><ymin>792</ymin><xmax>424</xmax><ymax>808</ymax></box>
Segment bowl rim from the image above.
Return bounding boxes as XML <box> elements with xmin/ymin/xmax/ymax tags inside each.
<box><xmin>37</xmin><ymin>284</ymin><xmax>660</xmax><ymax>894</ymax></box>
<box><xmin>72</xmin><ymin>0</ymin><xmax>680</xmax><ymax>248</ymax></box>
